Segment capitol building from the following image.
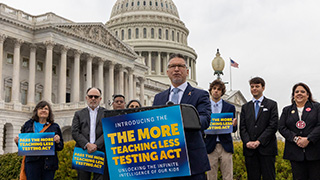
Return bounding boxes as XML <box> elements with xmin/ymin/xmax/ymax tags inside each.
<box><xmin>0</xmin><ymin>0</ymin><xmax>203</xmax><ymax>154</ymax></box>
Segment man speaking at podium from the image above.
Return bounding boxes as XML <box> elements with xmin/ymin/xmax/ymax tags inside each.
<box><xmin>153</xmin><ymin>53</ymin><xmax>211</xmax><ymax>180</ymax></box>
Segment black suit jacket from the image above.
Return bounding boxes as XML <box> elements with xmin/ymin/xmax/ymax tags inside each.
<box><xmin>205</xmin><ymin>100</ymin><xmax>237</xmax><ymax>154</ymax></box>
<box><xmin>153</xmin><ymin>83</ymin><xmax>211</xmax><ymax>175</ymax></box>
<box><xmin>240</xmin><ymin>97</ymin><xmax>278</xmax><ymax>156</ymax></box>
<box><xmin>71</xmin><ymin>106</ymin><xmax>106</xmax><ymax>152</ymax></box>
<box><xmin>279</xmin><ymin>101</ymin><xmax>320</xmax><ymax>161</ymax></box>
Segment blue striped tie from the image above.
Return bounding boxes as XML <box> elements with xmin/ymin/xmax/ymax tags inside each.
<box><xmin>255</xmin><ymin>100</ymin><xmax>260</xmax><ymax>119</ymax></box>
<box><xmin>171</xmin><ymin>88</ymin><xmax>180</xmax><ymax>104</ymax></box>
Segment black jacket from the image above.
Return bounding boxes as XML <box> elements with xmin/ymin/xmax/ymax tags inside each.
<box><xmin>20</xmin><ymin>119</ymin><xmax>64</xmax><ymax>170</ymax></box>
<box><xmin>240</xmin><ymin>97</ymin><xmax>278</xmax><ymax>156</ymax></box>
<box><xmin>279</xmin><ymin>101</ymin><xmax>320</xmax><ymax>161</ymax></box>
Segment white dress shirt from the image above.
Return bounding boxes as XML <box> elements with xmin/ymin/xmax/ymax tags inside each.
<box><xmin>88</xmin><ymin>106</ymin><xmax>99</xmax><ymax>144</ymax></box>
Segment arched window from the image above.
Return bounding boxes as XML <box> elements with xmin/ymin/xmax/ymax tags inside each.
<box><xmin>132</xmin><ymin>2</ymin><xmax>134</xmax><ymax>6</ymax></box>
<box><xmin>151</xmin><ymin>28</ymin><xmax>154</xmax><ymax>38</ymax></box>
<box><xmin>143</xmin><ymin>28</ymin><xmax>147</xmax><ymax>38</ymax></box>
<box><xmin>165</xmin><ymin>29</ymin><xmax>169</xmax><ymax>40</ymax></box>
<box><xmin>126</xmin><ymin>3</ymin><xmax>128</xmax><ymax>7</ymax></box>
<box><xmin>128</xmin><ymin>29</ymin><xmax>132</xmax><ymax>39</ymax></box>
<box><xmin>115</xmin><ymin>31</ymin><xmax>118</xmax><ymax>37</ymax></box>
<box><xmin>172</xmin><ymin>30</ymin><xmax>175</xmax><ymax>41</ymax></box>
<box><xmin>4</xmin><ymin>77</ymin><xmax>12</xmax><ymax>102</ymax></box>
<box><xmin>20</xmin><ymin>81</ymin><xmax>28</xmax><ymax>105</ymax></box>
<box><xmin>143</xmin><ymin>1</ymin><xmax>146</xmax><ymax>6</ymax></box>
<box><xmin>158</xmin><ymin>28</ymin><xmax>162</xmax><ymax>39</ymax></box>
<box><xmin>161</xmin><ymin>2</ymin><xmax>163</xmax><ymax>7</ymax></box>
<box><xmin>121</xmin><ymin>29</ymin><xmax>124</xmax><ymax>40</ymax></box>
<box><xmin>150</xmin><ymin>1</ymin><xmax>152</xmax><ymax>6</ymax></box>
<box><xmin>177</xmin><ymin>32</ymin><xmax>180</xmax><ymax>42</ymax></box>
<box><xmin>136</xmin><ymin>28</ymin><xmax>139</xmax><ymax>39</ymax></box>
<box><xmin>137</xmin><ymin>1</ymin><xmax>140</xmax><ymax>6</ymax></box>
<box><xmin>156</xmin><ymin>2</ymin><xmax>158</xmax><ymax>6</ymax></box>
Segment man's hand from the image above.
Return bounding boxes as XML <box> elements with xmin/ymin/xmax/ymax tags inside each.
<box><xmin>87</xmin><ymin>143</ymin><xmax>98</xmax><ymax>153</ymax></box>
<box><xmin>246</xmin><ymin>141</ymin><xmax>260</xmax><ymax>149</ymax></box>
<box><xmin>233</xmin><ymin>118</ymin><xmax>238</xmax><ymax>127</ymax></box>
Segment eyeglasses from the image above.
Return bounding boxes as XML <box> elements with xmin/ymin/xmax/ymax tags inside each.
<box><xmin>87</xmin><ymin>95</ymin><xmax>100</xmax><ymax>99</ymax></box>
<box><xmin>167</xmin><ymin>64</ymin><xmax>187</xmax><ymax>69</ymax></box>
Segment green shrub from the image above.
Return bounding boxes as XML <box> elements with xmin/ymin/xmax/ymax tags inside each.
<box><xmin>55</xmin><ymin>140</ymin><xmax>77</xmax><ymax>180</ymax></box>
<box><xmin>0</xmin><ymin>152</ymin><xmax>22</xmax><ymax>180</ymax></box>
<box><xmin>216</xmin><ymin>141</ymin><xmax>292</xmax><ymax>180</ymax></box>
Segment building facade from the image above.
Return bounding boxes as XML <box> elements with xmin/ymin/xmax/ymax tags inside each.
<box><xmin>106</xmin><ymin>0</ymin><xmax>198</xmax><ymax>87</ymax></box>
<box><xmin>0</xmin><ymin>0</ymin><xmax>199</xmax><ymax>154</ymax></box>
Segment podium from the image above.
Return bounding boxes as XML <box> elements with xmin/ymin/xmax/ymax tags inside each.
<box><xmin>104</xmin><ymin>104</ymin><xmax>201</xmax><ymax>130</ymax></box>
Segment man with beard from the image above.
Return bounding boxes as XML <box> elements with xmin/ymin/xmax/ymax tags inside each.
<box><xmin>72</xmin><ymin>87</ymin><xmax>109</xmax><ymax>180</ymax></box>
<box><xmin>153</xmin><ymin>53</ymin><xmax>211</xmax><ymax>180</ymax></box>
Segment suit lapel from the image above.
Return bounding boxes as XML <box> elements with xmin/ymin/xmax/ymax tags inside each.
<box><xmin>180</xmin><ymin>83</ymin><xmax>193</xmax><ymax>104</ymax></box>
<box><xmin>302</xmin><ymin>101</ymin><xmax>313</xmax><ymax>122</ymax></box>
<box><xmin>96</xmin><ymin>107</ymin><xmax>103</xmax><ymax>128</ymax></box>
<box><xmin>84</xmin><ymin>108</ymin><xmax>90</xmax><ymax>126</ymax></box>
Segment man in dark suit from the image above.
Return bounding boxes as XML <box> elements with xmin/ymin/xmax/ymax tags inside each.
<box><xmin>72</xmin><ymin>87</ymin><xmax>109</xmax><ymax>180</ymax></box>
<box><xmin>240</xmin><ymin>77</ymin><xmax>278</xmax><ymax>180</ymax></box>
<box><xmin>205</xmin><ymin>79</ymin><xmax>237</xmax><ymax>180</ymax></box>
<box><xmin>153</xmin><ymin>53</ymin><xmax>211</xmax><ymax>180</ymax></box>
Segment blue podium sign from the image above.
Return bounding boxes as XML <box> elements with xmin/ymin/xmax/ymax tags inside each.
<box><xmin>204</xmin><ymin>113</ymin><xmax>233</xmax><ymax>135</ymax></box>
<box><xmin>102</xmin><ymin>106</ymin><xmax>191</xmax><ymax>180</ymax></box>
<box><xmin>18</xmin><ymin>132</ymin><xmax>55</xmax><ymax>156</ymax></box>
<box><xmin>72</xmin><ymin>147</ymin><xmax>105</xmax><ymax>174</ymax></box>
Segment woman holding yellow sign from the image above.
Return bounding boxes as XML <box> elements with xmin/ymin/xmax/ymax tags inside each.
<box><xmin>14</xmin><ymin>100</ymin><xmax>64</xmax><ymax>180</ymax></box>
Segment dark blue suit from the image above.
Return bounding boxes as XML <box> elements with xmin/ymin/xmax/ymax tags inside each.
<box><xmin>205</xmin><ymin>100</ymin><xmax>237</xmax><ymax>154</ymax></box>
<box><xmin>153</xmin><ymin>83</ymin><xmax>211</xmax><ymax>177</ymax></box>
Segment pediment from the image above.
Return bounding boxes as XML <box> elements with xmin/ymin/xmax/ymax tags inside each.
<box><xmin>54</xmin><ymin>23</ymin><xmax>137</xmax><ymax>57</ymax></box>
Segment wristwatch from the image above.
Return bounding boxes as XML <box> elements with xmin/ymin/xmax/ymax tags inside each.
<box><xmin>293</xmin><ymin>136</ymin><xmax>299</xmax><ymax>143</ymax></box>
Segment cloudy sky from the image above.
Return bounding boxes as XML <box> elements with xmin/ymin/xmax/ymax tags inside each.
<box><xmin>2</xmin><ymin>0</ymin><xmax>320</xmax><ymax>111</ymax></box>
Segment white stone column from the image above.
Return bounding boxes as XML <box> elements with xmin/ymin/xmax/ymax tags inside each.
<box><xmin>27</xmin><ymin>45</ymin><xmax>36</xmax><ymax>105</ymax></box>
<box><xmin>72</xmin><ymin>50</ymin><xmax>81</xmax><ymax>102</ymax></box>
<box><xmin>0</xmin><ymin>34</ymin><xmax>7</xmax><ymax>102</ymax></box>
<box><xmin>11</xmin><ymin>39</ymin><xmax>23</xmax><ymax>104</ymax></box>
<box><xmin>119</xmin><ymin>65</ymin><xmax>124</xmax><ymax>95</ymax></box>
<box><xmin>148</xmin><ymin>52</ymin><xmax>151</xmax><ymax>75</ymax></box>
<box><xmin>43</xmin><ymin>41</ymin><xmax>54</xmax><ymax>103</ymax></box>
<box><xmin>133</xmin><ymin>76</ymin><xmax>137</xmax><ymax>100</ymax></box>
<box><xmin>193</xmin><ymin>59</ymin><xmax>197</xmax><ymax>80</ymax></box>
<box><xmin>108</xmin><ymin>61</ymin><xmax>115</xmax><ymax>104</ymax></box>
<box><xmin>86</xmin><ymin>54</ymin><xmax>93</xmax><ymax>89</ymax></box>
<box><xmin>186</xmin><ymin>57</ymin><xmax>190</xmax><ymax>79</ymax></box>
<box><xmin>139</xmin><ymin>77</ymin><xmax>145</xmax><ymax>105</ymax></box>
<box><xmin>156</xmin><ymin>52</ymin><xmax>161</xmax><ymax>75</ymax></box>
<box><xmin>124</xmin><ymin>72</ymin><xmax>129</xmax><ymax>100</ymax></box>
<box><xmin>98</xmin><ymin>59</ymin><xmax>104</xmax><ymax>98</ymax></box>
<box><xmin>58</xmin><ymin>46</ymin><xmax>68</xmax><ymax>104</ymax></box>
<box><xmin>128</xmin><ymin>68</ymin><xmax>134</xmax><ymax>100</ymax></box>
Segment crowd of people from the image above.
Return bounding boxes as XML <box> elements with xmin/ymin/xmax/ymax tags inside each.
<box><xmin>13</xmin><ymin>53</ymin><xmax>320</xmax><ymax>180</ymax></box>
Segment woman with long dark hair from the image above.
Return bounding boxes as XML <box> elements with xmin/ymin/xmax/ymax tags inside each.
<box><xmin>279</xmin><ymin>82</ymin><xmax>320</xmax><ymax>179</ymax></box>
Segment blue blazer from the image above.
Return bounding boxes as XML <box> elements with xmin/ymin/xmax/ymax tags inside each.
<box><xmin>205</xmin><ymin>100</ymin><xmax>237</xmax><ymax>154</ymax></box>
<box><xmin>153</xmin><ymin>83</ymin><xmax>211</xmax><ymax>175</ymax></box>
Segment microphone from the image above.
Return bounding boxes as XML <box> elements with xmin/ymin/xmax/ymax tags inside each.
<box><xmin>166</xmin><ymin>101</ymin><xmax>174</xmax><ymax>106</ymax></box>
